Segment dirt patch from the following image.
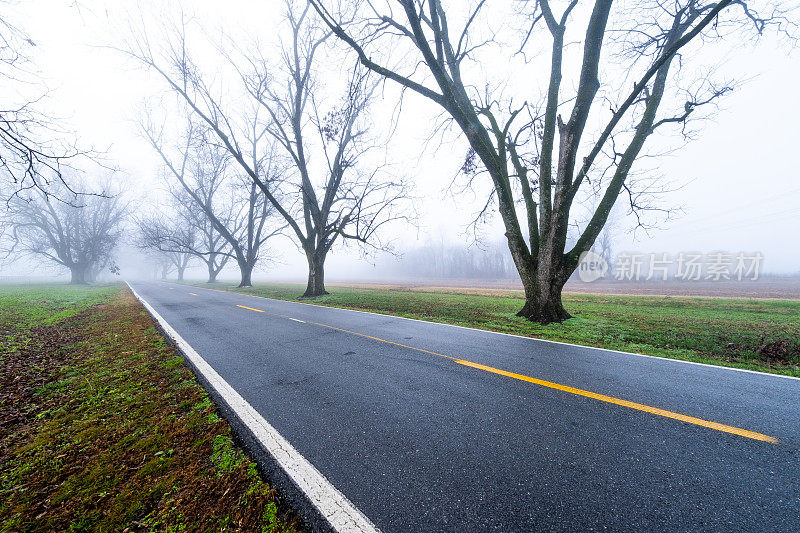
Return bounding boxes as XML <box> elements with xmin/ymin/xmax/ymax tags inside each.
<box><xmin>0</xmin><ymin>324</ymin><xmax>80</xmax><ymax>473</ymax></box>
<box><xmin>757</xmin><ymin>337</ymin><xmax>800</xmax><ymax>364</ymax></box>
<box><xmin>0</xmin><ymin>287</ymin><xmax>302</xmax><ymax>532</ymax></box>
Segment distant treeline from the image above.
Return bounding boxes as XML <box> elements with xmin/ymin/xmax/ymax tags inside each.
<box><xmin>384</xmin><ymin>241</ymin><xmax>518</xmax><ymax>280</ymax></box>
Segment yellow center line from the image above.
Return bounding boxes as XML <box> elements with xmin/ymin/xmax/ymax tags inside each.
<box><xmin>227</xmin><ymin>299</ymin><xmax>777</xmax><ymax>444</ymax></box>
<box><xmin>169</xmin><ymin>287</ymin><xmax>174</xmax><ymax>290</ymax></box>
<box><xmin>455</xmin><ymin>360</ymin><xmax>779</xmax><ymax>444</ymax></box>
<box><xmin>301</xmin><ymin>321</ymin><xmax>778</xmax><ymax>444</ymax></box>
<box><xmin>307</xmin><ymin>322</ymin><xmax>458</xmax><ymax>360</ymax></box>
<box><xmin>188</xmin><ymin>293</ymin><xmax>198</xmax><ymax>296</ymax></box>
<box><xmin>237</xmin><ymin>304</ymin><xmax>265</xmax><ymax>313</ymax></box>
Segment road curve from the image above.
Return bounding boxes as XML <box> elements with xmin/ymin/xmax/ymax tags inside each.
<box><xmin>128</xmin><ymin>281</ymin><xmax>800</xmax><ymax>532</ymax></box>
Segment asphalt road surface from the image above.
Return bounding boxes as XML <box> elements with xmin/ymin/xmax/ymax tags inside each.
<box><xmin>129</xmin><ymin>281</ymin><xmax>800</xmax><ymax>532</ymax></box>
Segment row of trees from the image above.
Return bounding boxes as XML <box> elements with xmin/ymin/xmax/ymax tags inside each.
<box><xmin>0</xmin><ymin>160</ymin><xmax>616</xmax><ymax>286</ymax></box>
<box><xmin>135</xmin><ymin>129</ymin><xmax>282</xmax><ymax>287</ymax></box>
<box><xmin>126</xmin><ymin>2</ymin><xmax>411</xmax><ymax>295</ymax></box>
<box><xmin>0</xmin><ymin>2</ymin><xmax>410</xmax><ymax>291</ymax></box>
<box><xmin>1</xmin><ymin>1</ymin><xmax>788</xmax><ymax>324</ymax></box>
<box><xmin>124</xmin><ymin>0</ymin><xmax>783</xmax><ymax>322</ymax></box>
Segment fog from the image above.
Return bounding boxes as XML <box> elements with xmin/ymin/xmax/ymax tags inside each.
<box><xmin>1</xmin><ymin>0</ymin><xmax>799</xmax><ymax>285</ymax></box>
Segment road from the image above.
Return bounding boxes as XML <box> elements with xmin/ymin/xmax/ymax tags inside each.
<box><xmin>128</xmin><ymin>281</ymin><xmax>800</xmax><ymax>532</ymax></box>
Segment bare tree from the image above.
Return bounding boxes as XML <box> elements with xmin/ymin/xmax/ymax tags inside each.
<box><xmin>170</xmin><ymin>190</ymin><xmax>233</xmax><ymax>283</ymax></box>
<box><xmin>310</xmin><ymin>0</ymin><xmax>788</xmax><ymax>322</ymax></box>
<box><xmin>148</xmin><ymin>251</ymin><xmax>175</xmax><ymax>281</ymax></box>
<box><xmin>123</xmin><ymin>1</ymin><xmax>411</xmax><ymax>297</ymax></box>
<box><xmin>0</xmin><ymin>6</ymin><xmax>94</xmax><ymax>199</ymax></box>
<box><xmin>135</xmin><ymin>212</ymin><xmax>196</xmax><ymax>281</ymax></box>
<box><xmin>136</xmin><ymin>185</ymin><xmax>232</xmax><ymax>283</ymax></box>
<box><xmin>142</xmin><ymin>119</ymin><xmax>283</xmax><ymax>287</ymax></box>
<box><xmin>1</xmin><ymin>178</ymin><xmax>127</xmax><ymax>283</ymax></box>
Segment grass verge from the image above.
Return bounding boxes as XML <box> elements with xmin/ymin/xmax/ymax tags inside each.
<box><xmin>187</xmin><ymin>281</ymin><xmax>800</xmax><ymax>378</ymax></box>
<box><xmin>0</xmin><ymin>283</ymin><xmax>300</xmax><ymax>532</ymax></box>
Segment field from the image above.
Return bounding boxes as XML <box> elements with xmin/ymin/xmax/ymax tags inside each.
<box><xmin>324</xmin><ymin>277</ymin><xmax>800</xmax><ymax>299</ymax></box>
<box><xmin>0</xmin><ymin>284</ymin><xmax>300</xmax><ymax>531</ymax></box>
<box><xmin>196</xmin><ymin>282</ymin><xmax>800</xmax><ymax>377</ymax></box>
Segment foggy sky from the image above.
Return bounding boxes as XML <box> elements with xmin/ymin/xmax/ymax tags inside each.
<box><xmin>4</xmin><ymin>0</ymin><xmax>799</xmax><ymax>281</ymax></box>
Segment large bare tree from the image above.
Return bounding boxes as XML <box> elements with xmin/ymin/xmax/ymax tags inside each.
<box><xmin>310</xmin><ymin>0</ymin><xmax>788</xmax><ymax>322</ymax></box>
<box><xmin>124</xmin><ymin>1</ymin><xmax>411</xmax><ymax>297</ymax></box>
<box><xmin>1</xmin><ymin>179</ymin><xmax>127</xmax><ymax>283</ymax></box>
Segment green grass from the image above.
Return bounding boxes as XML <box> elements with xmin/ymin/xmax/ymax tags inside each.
<box><xmin>190</xmin><ymin>281</ymin><xmax>800</xmax><ymax>377</ymax></box>
<box><xmin>0</xmin><ymin>283</ymin><xmax>118</xmax><ymax>330</ymax></box>
<box><xmin>0</xmin><ymin>283</ymin><xmax>299</xmax><ymax>531</ymax></box>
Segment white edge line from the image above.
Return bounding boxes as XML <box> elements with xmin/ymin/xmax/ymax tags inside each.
<box><xmin>171</xmin><ymin>281</ymin><xmax>800</xmax><ymax>383</ymax></box>
<box><xmin>127</xmin><ymin>282</ymin><xmax>380</xmax><ymax>533</ymax></box>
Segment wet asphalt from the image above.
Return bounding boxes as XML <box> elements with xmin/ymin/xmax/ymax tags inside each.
<box><xmin>129</xmin><ymin>281</ymin><xmax>800</xmax><ymax>532</ymax></box>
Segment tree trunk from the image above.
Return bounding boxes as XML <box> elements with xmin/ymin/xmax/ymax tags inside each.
<box><xmin>302</xmin><ymin>251</ymin><xmax>328</xmax><ymax>297</ymax></box>
<box><xmin>207</xmin><ymin>263</ymin><xmax>218</xmax><ymax>283</ymax></box>
<box><xmin>177</xmin><ymin>266</ymin><xmax>186</xmax><ymax>281</ymax></box>
<box><xmin>69</xmin><ymin>265</ymin><xmax>87</xmax><ymax>285</ymax></box>
<box><xmin>516</xmin><ymin>275</ymin><xmax>572</xmax><ymax>325</ymax></box>
<box><xmin>238</xmin><ymin>262</ymin><xmax>253</xmax><ymax>288</ymax></box>
<box><xmin>511</xmin><ymin>238</ymin><xmax>573</xmax><ymax>325</ymax></box>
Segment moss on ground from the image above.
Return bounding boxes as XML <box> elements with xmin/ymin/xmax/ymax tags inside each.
<box><xmin>0</xmin><ymin>283</ymin><xmax>301</xmax><ymax>532</ymax></box>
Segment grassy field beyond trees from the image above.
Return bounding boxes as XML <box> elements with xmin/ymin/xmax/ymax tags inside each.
<box><xmin>0</xmin><ymin>284</ymin><xmax>299</xmax><ymax>531</ymax></box>
<box><xmin>196</xmin><ymin>282</ymin><xmax>800</xmax><ymax>378</ymax></box>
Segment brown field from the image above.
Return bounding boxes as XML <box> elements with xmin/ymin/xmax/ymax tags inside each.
<box><xmin>324</xmin><ymin>277</ymin><xmax>800</xmax><ymax>300</ymax></box>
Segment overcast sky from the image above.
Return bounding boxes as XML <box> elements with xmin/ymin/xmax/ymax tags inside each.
<box><xmin>6</xmin><ymin>0</ymin><xmax>800</xmax><ymax>279</ymax></box>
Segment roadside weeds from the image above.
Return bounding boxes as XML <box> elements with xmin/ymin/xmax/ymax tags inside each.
<box><xmin>0</xmin><ymin>285</ymin><xmax>301</xmax><ymax>532</ymax></box>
